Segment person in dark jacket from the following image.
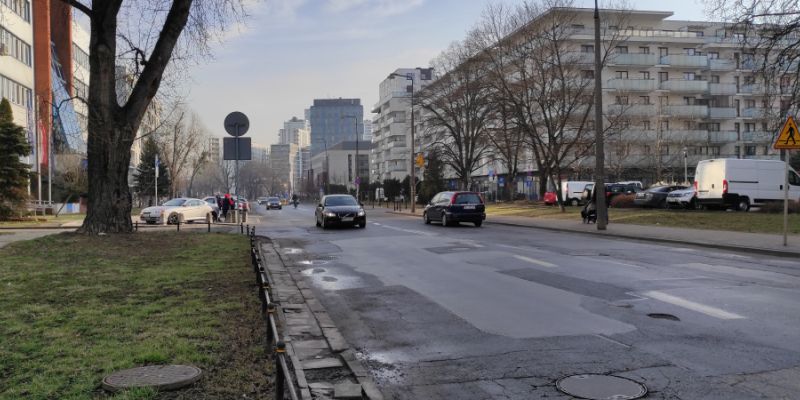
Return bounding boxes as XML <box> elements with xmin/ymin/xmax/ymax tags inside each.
<box><xmin>221</xmin><ymin>193</ymin><xmax>234</xmax><ymax>221</ymax></box>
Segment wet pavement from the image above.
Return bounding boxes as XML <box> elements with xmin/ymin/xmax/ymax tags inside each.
<box><xmin>251</xmin><ymin>204</ymin><xmax>800</xmax><ymax>399</ymax></box>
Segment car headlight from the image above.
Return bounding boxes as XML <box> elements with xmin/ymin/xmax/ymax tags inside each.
<box><xmin>324</xmin><ymin>212</ymin><xmax>336</xmax><ymax>217</ymax></box>
<box><xmin>357</xmin><ymin>210</ymin><xmax>365</xmax><ymax>216</ymax></box>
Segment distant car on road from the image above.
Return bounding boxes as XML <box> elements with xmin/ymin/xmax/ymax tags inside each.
<box><xmin>423</xmin><ymin>191</ymin><xmax>486</xmax><ymax>227</ymax></box>
<box><xmin>202</xmin><ymin>196</ymin><xmax>220</xmax><ymax>220</ymax></box>
<box><xmin>265</xmin><ymin>197</ymin><xmax>282</xmax><ymax>210</ymax></box>
<box><xmin>666</xmin><ymin>188</ymin><xmax>698</xmax><ymax>209</ymax></box>
<box><xmin>634</xmin><ymin>185</ymin><xmax>688</xmax><ymax>208</ymax></box>
<box><xmin>257</xmin><ymin>197</ymin><xmax>269</xmax><ymax>205</ymax></box>
<box><xmin>140</xmin><ymin>198</ymin><xmax>213</xmax><ymax>225</ymax></box>
<box><xmin>315</xmin><ymin>195</ymin><xmax>366</xmax><ymax>229</ymax></box>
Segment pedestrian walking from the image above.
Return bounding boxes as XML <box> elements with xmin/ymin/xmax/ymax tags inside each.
<box><xmin>221</xmin><ymin>193</ymin><xmax>234</xmax><ymax>222</ymax></box>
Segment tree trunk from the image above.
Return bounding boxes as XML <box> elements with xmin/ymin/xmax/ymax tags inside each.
<box><xmin>80</xmin><ymin>121</ymin><xmax>135</xmax><ymax>234</ymax></box>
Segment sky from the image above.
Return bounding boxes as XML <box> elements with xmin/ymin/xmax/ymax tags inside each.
<box><xmin>186</xmin><ymin>0</ymin><xmax>709</xmax><ymax>147</ymax></box>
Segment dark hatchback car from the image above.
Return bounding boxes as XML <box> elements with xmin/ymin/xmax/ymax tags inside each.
<box><xmin>315</xmin><ymin>194</ymin><xmax>366</xmax><ymax>229</ymax></box>
<box><xmin>423</xmin><ymin>191</ymin><xmax>486</xmax><ymax>227</ymax></box>
<box><xmin>634</xmin><ymin>185</ymin><xmax>688</xmax><ymax>208</ymax></box>
<box><xmin>266</xmin><ymin>197</ymin><xmax>282</xmax><ymax>210</ymax></box>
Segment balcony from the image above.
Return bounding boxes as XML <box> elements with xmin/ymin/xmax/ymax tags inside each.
<box><xmin>606</xmin><ymin>104</ymin><xmax>655</xmax><ymax>117</ymax></box>
<box><xmin>665</xmin><ymin>130</ymin><xmax>713</xmax><ymax>142</ymax></box>
<box><xmin>605</xmin><ymin>79</ymin><xmax>658</xmax><ymax>91</ymax></box>
<box><xmin>709</xmin><ymin>131</ymin><xmax>739</xmax><ymax>142</ymax></box>
<box><xmin>739</xmin><ymin>84</ymin><xmax>779</xmax><ymax>95</ymax></box>
<box><xmin>386</xmin><ymin>141</ymin><xmax>407</xmax><ymax>150</ymax></box>
<box><xmin>659</xmin><ymin>54</ymin><xmax>708</xmax><ymax>68</ymax></box>
<box><xmin>742</xmin><ymin>108</ymin><xmax>767</xmax><ymax>118</ymax></box>
<box><xmin>659</xmin><ymin>79</ymin><xmax>709</xmax><ymax>92</ymax></box>
<box><xmin>742</xmin><ymin>131</ymin><xmax>774</xmax><ymax>142</ymax></box>
<box><xmin>663</xmin><ymin>105</ymin><xmax>708</xmax><ymax>118</ymax></box>
<box><xmin>708</xmin><ymin>107</ymin><xmax>737</xmax><ymax>119</ymax></box>
<box><xmin>608</xmin><ymin>53</ymin><xmax>658</xmax><ymax>66</ymax></box>
<box><xmin>709</xmin><ymin>58</ymin><xmax>736</xmax><ymax>71</ymax></box>
<box><xmin>709</xmin><ymin>83</ymin><xmax>737</xmax><ymax>95</ymax></box>
<box><xmin>567</xmin><ymin>51</ymin><xmax>595</xmax><ymax>65</ymax></box>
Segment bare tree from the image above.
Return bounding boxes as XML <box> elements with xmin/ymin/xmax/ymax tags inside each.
<box><xmin>419</xmin><ymin>41</ymin><xmax>494</xmax><ymax>190</ymax></box>
<box><xmin>155</xmin><ymin>109</ymin><xmax>208</xmax><ymax>197</ymax></box>
<box><xmin>62</xmin><ymin>0</ymin><xmax>246</xmax><ymax>234</ymax></box>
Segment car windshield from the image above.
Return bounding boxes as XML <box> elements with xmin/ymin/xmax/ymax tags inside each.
<box><xmin>325</xmin><ymin>196</ymin><xmax>358</xmax><ymax>206</ymax></box>
<box><xmin>163</xmin><ymin>199</ymin><xmax>185</xmax><ymax>206</ymax></box>
<box><xmin>269</xmin><ymin>197</ymin><xmax>279</xmax><ymax>201</ymax></box>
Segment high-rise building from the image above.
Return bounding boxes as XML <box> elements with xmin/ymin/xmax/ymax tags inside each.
<box><xmin>208</xmin><ymin>137</ymin><xmax>221</xmax><ymax>164</ymax></box>
<box><xmin>278</xmin><ymin>116</ymin><xmax>307</xmax><ymax>146</ymax></box>
<box><xmin>371</xmin><ymin>68</ymin><xmax>433</xmax><ymax>181</ymax></box>
<box><xmin>295</xmin><ymin>146</ymin><xmax>310</xmax><ymax>194</ymax></box>
<box><xmin>252</xmin><ymin>143</ymin><xmax>269</xmax><ymax>164</ymax></box>
<box><xmin>309</xmin><ymin>98</ymin><xmax>363</xmax><ymax>156</ymax></box>
<box><xmin>270</xmin><ymin>143</ymin><xmax>298</xmax><ymax>195</ymax></box>
<box><xmin>362</xmin><ymin>119</ymin><xmax>373</xmax><ymax>141</ymax></box>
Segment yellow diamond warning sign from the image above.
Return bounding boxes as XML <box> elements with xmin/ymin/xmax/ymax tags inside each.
<box><xmin>774</xmin><ymin>115</ymin><xmax>800</xmax><ymax>149</ymax></box>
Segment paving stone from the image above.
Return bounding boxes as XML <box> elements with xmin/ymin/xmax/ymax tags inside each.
<box><xmin>293</xmin><ymin>339</ymin><xmax>330</xmax><ymax>350</ymax></box>
<box><xmin>295</xmin><ymin>346</ymin><xmax>329</xmax><ymax>361</ymax></box>
<box><xmin>360</xmin><ymin>380</ymin><xmax>385</xmax><ymax>400</ymax></box>
<box><xmin>334</xmin><ymin>382</ymin><xmax>363</xmax><ymax>399</ymax></box>
<box><xmin>314</xmin><ymin>311</ymin><xmax>337</xmax><ymax>328</ymax></box>
<box><xmin>288</xmin><ymin>324</ymin><xmax>322</xmax><ymax>336</ymax></box>
<box><xmin>282</xmin><ymin>303</ymin><xmax>307</xmax><ymax>310</ymax></box>
<box><xmin>302</xmin><ymin>357</ymin><xmax>344</xmax><ymax>370</ymax></box>
<box><xmin>300</xmin><ymin>288</ymin><xmax>316</xmax><ymax>299</ymax></box>
<box><xmin>322</xmin><ymin>327</ymin><xmax>349</xmax><ymax>352</ymax></box>
<box><xmin>306</xmin><ymin>298</ymin><xmax>326</xmax><ymax>313</ymax></box>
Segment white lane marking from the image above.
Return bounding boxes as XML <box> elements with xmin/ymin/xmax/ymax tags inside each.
<box><xmin>378</xmin><ymin>224</ymin><xmax>435</xmax><ymax>236</ymax></box>
<box><xmin>513</xmin><ymin>255</ymin><xmax>557</xmax><ymax>268</ymax></box>
<box><xmin>372</xmin><ymin>222</ymin><xmax>381</xmax><ymax>225</ymax></box>
<box><xmin>594</xmin><ymin>334</ymin><xmax>631</xmax><ymax>348</ymax></box>
<box><xmin>638</xmin><ymin>277</ymin><xmax>708</xmax><ymax>281</ymax></box>
<box><xmin>642</xmin><ymin>290</ymin><xmax>745</xmax><ymax>320</ymax></box>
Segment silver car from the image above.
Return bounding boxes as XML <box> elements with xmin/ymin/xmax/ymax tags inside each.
<box><xmin>140</xmin><ymin>198</ymin><xmax>214</xmax><ymax>224</ymax></box>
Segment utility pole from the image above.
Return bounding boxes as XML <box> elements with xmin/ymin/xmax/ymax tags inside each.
<box><xmin>594</xmin><ymin>0</ymin><xmax>607</xmax><ymax>230</ymax></box>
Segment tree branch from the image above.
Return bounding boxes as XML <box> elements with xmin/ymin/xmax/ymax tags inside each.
<box><xmin>59</xmin><ymin>0</ymin><xmax>93</xmax><ymax>17</ymax></box>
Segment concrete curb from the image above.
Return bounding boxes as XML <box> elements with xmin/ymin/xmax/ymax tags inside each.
<box><xmin>386</xmin><ymin>211</ymin><xmax>800</xmax><ymax>259</ymax></box>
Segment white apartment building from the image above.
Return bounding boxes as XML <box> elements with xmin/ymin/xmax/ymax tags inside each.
<box><xmin>278</xmin><ymin>116</ymin><xmax>309</xmax><ymax>147</ymax></box>
<box><xmin>362</xmin><ymin>119</ymin><xmax>372</xmax><ymax>141</ymax></box>
<box><xmin>371</xmin><ymin>67</ymin><xmax>434</xmax><ymax>182</ymax></box>
<box><xmin>421</xmin><ymin>8</ymin><xmax>792</xmax><ymax>190</ymax></box>
<box><xmin>252</xmin><ymin>143</ymin><xmax>269</xmax><ymax>164</ymax></box>
<box><xmin>1</xmin><ymin>0</ymin><xmax>34</xmax><ymax>136</ymax></box>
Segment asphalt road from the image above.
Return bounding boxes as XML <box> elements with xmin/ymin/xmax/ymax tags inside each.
<box><xmin>251</xmin><ymin>204</ymin><xmax>800</xmax><ymax>399</ymax></box>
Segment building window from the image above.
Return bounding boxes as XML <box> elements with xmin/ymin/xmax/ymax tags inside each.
<box><xmin>711</xmin><ymin>146</ymin><xmax>720</xmax><ymax>155</ymax></box>
<box><xmin>660</xmin><ymin>121</ymin><xmax>669</xmax><ymax>131</ymax></box>
<box><xmin>745</xmin><ymin>145</ymin><xmax>756</xmax><ymax>156</ymax></box>
<box><xmin>684</xmin><ymin>48</ymin><xmax>696</xmax><ymax>55</ymax></box>
<box><xmin>72</xmin><ymin>43</ymin><xmax>90</xmax><ymax>70</ymax></box>
<box><xmin>659</xmin><ymin>47</ymin><xmax>668</xmax><ymax>57</ymax></box>
<box><xmin>684</xmin><ymin>72</ymin><xmax>696</xmax><ymax>81</ymax></box>
<box><xmin>615</xmin><ymin>71</ymin><xmax>628</xmax><ymax>79</ymax></box>
<box><xmin>708</xmin><ymin>123</ymin><xmax>720</xmax><ymax>131</ymax></box>
<box><xmin>581</xmin><ymin>70</ymin><xmax>594</xmax><ymax>79</ymax></box>
<box><xmin>615</xmin><ymin>96</ymin><xmax>629</xmax><ymax>105</ymax></box>
<box><xmin>745</xmin><ymin>123</ymin><xmax>755</xmax><ymax>132</ymax></box>
<box><xmin>639</xmin><ymin>96</ymin><xmax>650</xmax><ymax>104</ymax></box>
<box><xmin>615</xmin><ymin>46</ymin><xmax>628</xmax><ymax>54</ymax></box>
<box><xmin>711</xmin><ymin>75</ymin><xmax>720</xmax><ymax>83</ymax></box>
<box><xmin>0</xmin><ymin>0</ymin><xmax>31</xmax><ymax>22</ymax></box>
<box><xmin>581</xmin><ymin>44</ymin><xmax>594</xmax><ymax>53</ymax></box>
<box><xmin>659</xmin><ymin>72</ymin><xmax>668</xmax><ymax>82</ymax></box>
<box><xmin>640</xmin><ymin>71</ymin><xmax>650</xmax><ymax>79</ymax></box>
<box><xmin>0</xmin><ymin>73</ymin><xmax>32</xmax><ymax>107</ymax></box>
<box><xmin>709</xmin><ymin>51</ymin><xmax>719</xmax><ymax>59</ymax></box>
<box><xmin>639</xmin><ymin>47</ymin><xmax>650</xmax><ymax>54</ymax></box>
<box><xmin>0</xmin><ymin>26</ymin><xmax>32</xmax><ymax>66</ymax></box>
<box><xmin>643</xmin><ymin>120</ymin><xmax>651</xmax><ymax>130</ymax></box>
<box><xmin>73</xmin><ymin>78</ymin><xmax>88</xmax><ymax>100</ymax></box>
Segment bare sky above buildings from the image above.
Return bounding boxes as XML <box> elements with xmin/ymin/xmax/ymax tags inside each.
<box><xmin>186</xmin><ymin>0</ymin><xmax>708</xmax><ymax>147</ymax></box>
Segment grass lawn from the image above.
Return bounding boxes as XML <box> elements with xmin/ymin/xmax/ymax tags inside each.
<box><xmin>486</xmin><ymin>203</ymin><xmax>800</xmax><ymax>234</ymax></box>
<box><xmin>0</xmin><ymin>213</ymin><xmax>85</xmax><ymax>228</ymax></box>
<box><xmin>0</xmin><ymin>232</ymin><xmax>272</xmax><ymax>399</ymax></box>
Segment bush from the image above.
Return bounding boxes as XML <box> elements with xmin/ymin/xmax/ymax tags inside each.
<box><xmin>610</xmin><ymin>193</ymin><xmax>637</xmax><ymax>208</ymax></box>
<box><xmin>756</xmin><ymin>200</ymin><xmax>800</xmax><ymax>214</ymax></box>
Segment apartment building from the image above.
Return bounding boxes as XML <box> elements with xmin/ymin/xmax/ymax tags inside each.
<box><xmin>371</xmin><ymin>67</ymin><xmax>433</xmax><ymax>182</ymax></box>
<box><xmin>421</xmin><ymin>7</ymin><xmax>791</xmax><ymax>189</ymax></box>
<box><xmin>278</xmin><ymin>116</ymin><xmax>309</xmax><ymax>147</ymax></box>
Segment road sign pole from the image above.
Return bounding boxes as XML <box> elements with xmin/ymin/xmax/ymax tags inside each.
<box><xmin>784</xmin><ymin>150</ymin><xmax>789</xmax><ymax>246</ymax></box>
<box><xmin>235</xmin><ymin>126</ymin><xmax>239</xmax><ymax>196</ymax></box>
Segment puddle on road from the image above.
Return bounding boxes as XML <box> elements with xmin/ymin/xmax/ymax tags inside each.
<box><xmin>322</xmin><ymin>276</ymin><xmax>338</xmax><ymax>282</ymax></box>
<box><xmin>298</xmin><ymin>259</ymin><xmax>330</xmax><ymax>266</ymax></box>
<box><xmin>301</xmin><ymin>268</ymin><xmax>327</xmax><ymax>275</ymax></box>
<box><xmin>282</xmin><ymin>247</ymin><xmax>303</xmax><ymax>254</ymax></box>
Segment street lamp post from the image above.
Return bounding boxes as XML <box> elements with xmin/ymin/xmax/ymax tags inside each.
<box><xmin>593</xmin><ymin>0</ymin><xmax>607</xmax><ymax>230</ymax></box>
<box><xmin>683</xmin><ymin>147</ymin><xmax>688</xmax><ymax>184</ymax></box>
<box><xmin>388</xmin><ymin>71</ymin><xmax>417</xmax><ymax>213</ymax></box>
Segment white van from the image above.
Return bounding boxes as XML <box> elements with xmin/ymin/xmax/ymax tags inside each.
<box><xmin>560</xmin><ymin>181</ymin><xmax>594</xmax><ymax>206</ymax></box>
<box><xmin>694</xmin><ymin>158</ymin><xmax>800</xmax><ymax>211</ymax></box>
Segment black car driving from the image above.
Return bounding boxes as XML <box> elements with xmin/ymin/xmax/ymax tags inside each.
<box><xmin>634</xmin><ymin>185</ymin><xmax>688</xmax><ymax>208</ymax></box>
<box><xmin>315</xmin><ymin>195</ymin><xmax>366</xmax><ymax>229</ymax></box>
<box><xmin>423</xmin><ymin>191</ymin><xmax>486</xmax><ymax>227</ymax></box>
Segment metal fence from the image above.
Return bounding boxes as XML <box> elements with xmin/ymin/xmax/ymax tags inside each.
<box><xmin>248</xmin><ymin>227</ymin><xmax>300</xmax><ymax>400</ymax></box>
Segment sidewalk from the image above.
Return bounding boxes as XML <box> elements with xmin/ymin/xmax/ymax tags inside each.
<box><xmin>386</xmin><ymin>208</ymin><xmax>800</xmax><ymax>258</ymax></box>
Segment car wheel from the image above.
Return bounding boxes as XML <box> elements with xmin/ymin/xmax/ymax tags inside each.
<box><xmin>688</xmin><ymin>198</ymin><xmax>698</xmax><ymax>210</ymax></box>
<box><xmin>424</xmin><ymin>212</ymin><xmax>431</xmax><ymax>224</ymax></box>
<box><xmin>474</xmin><ymin>220</ymin><xmax>482</xmax><ymax>227</ymax></box>
<box><xmin>321</xmin><ymin>217</ymin><xmax>327</xmax><ymax>229</ymax></box>
<box><xmin>441</xmin><ymin>214</ymin><xmax>449</xmax><ymax>227</ymax></box>
<box><xmin>570</xmin><ymin>198</ymin><xmax>579</xmax><ymax>207</ymax></box>
<box><xmin>358</xmin><ymin>221</ymin><xmax>366</xmax><ymax>229</ymax></box>
<box><xmin>168</xmin><ymin>213</ymin><xmax>180</xmax><ymax>225</ymax></box>
<box><xmin>737</xmin><ymin>197</ymin><xmax>750</xmax><ymax>212</ymax></box>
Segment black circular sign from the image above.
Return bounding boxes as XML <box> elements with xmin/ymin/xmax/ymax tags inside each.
<box><xmin>224</xmin><ymin>112</ymin><xmax>249</xmax><ymax>137</ymax></box>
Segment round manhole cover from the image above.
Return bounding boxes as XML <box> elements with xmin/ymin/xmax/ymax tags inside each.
<box><xmin>556</xmin><ymin>374</ymin><xmax>646</xmax><ymax>400</ymax></box>
<box><xmin>102</xmin><ymin>365</ymin><xmax>202</xmax><ymax>392</ymax></box>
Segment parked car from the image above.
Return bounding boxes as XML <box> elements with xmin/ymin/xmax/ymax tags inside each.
<box><xmin>202</xmin><ymin>196</ymin><xmax>220</xmax><ymax>220</ymax></box>
<box><xmin>423</xmin><ymin>191</ymin><xmax>486</xmax><ymax>227</ymax></box>
<box><xmin>265</xmin><ymin>197</ymin><xmax>282</xmax><ymax>210</ymax></box>
<box><xmin>543</xmin><ymin>191</ymin><xmax>558</xmax><ymax>206</ymax></box>
<box><xmin>634</xmin><ymin>185</ymin><xmax>688</xmax><ymax>208</ymax></box>
<box><xmin>140</xmin><ymin>198</ymin><xmax>214</xmax><ymax>225</ymax></box>
<box><xmin>560</xmin><ymin>181</ymin><xmax>594</xmax><ymax>206</ymax></box>
<box><xmin>666</xmin><ymin>188</ymin><xmax>698</xmax><ymax>209</ymax></box>
<box><xmin>234</xmin><ymin>196</ymin><xmax>250</xmax><ymax>212</ymax></box>
<box><xmin>257</xmin><ymin>197</ymin><xmax>269</xmax><ymax>205</ymax></box>
<box><xmin>695</xmin><ymin>158</ymin><xmax>800</xmax><ymax>211</ymax></box>
<box><xmin>315</xmin><ymin>194</ymin><xmax>366</xmax><ymax>229</ymax></box>
<box><xmin>583</xmin><ymin>183</ymin><xmax>642</xmax><ymax>204</ymax></box>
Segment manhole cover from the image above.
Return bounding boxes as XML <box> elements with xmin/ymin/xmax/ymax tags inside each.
<box><xmin>102</xmin><ymin>365</ymin><xmax>202</xmax><ymax>392</ymax></box>
<box><xmin>648</xmin><ymin>313</ymin><xmax>680</xmax><ymax>321</ymax></box>
<box><xmin>556</xmin><ymin>374</ymin><xmax>646</xmax><ymax>400</ymax></box>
